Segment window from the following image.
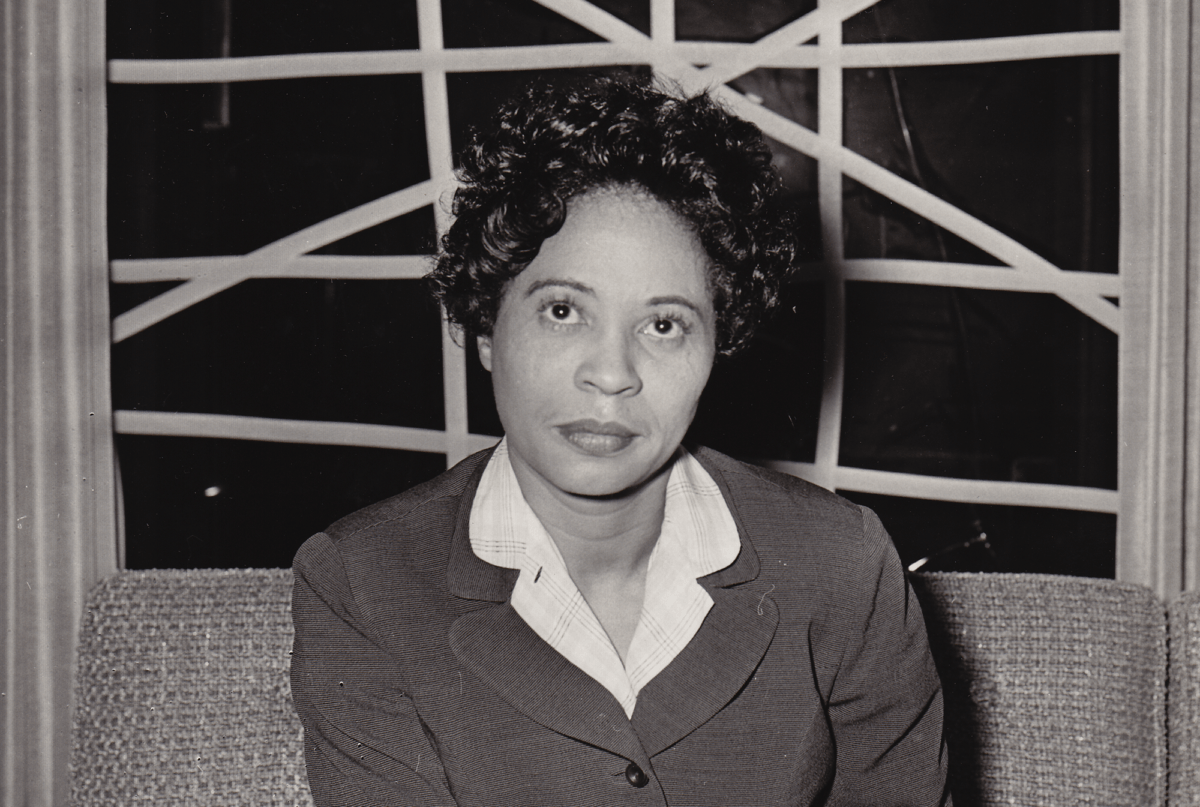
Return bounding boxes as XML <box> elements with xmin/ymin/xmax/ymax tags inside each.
<box><xmin>105</xmin><ymin>0</ymin><xmax>1165</xmax><ymax>582</ymax></box>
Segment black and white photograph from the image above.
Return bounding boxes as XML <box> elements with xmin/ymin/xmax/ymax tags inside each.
<box><xmin>2</xmin><ymin>0</ymin><xmax>1197</xmax><ymax>804</ymax></box>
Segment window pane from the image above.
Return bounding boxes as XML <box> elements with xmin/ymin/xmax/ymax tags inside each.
<box><xmin>108</xmin><ymin>0</ymin><xmax>420</xmax><ymax>60</ymax></box>
<box><xmin>442</xmin><ymin>0</ymin><xmax>640</xmax><ymax>48</ymax></box>
<box><xmin>841</xmin><ymin>283</ymin><xmax>1117</xmax><ymax>489</ymax></box>
<box><xmin>841</xmin><ymin>490</ymin><xmax>1116</xmax><ymax>579</ymax></box>
<box><xmin>844</xmin><ymin>178</ymin><xmax>1004</xmax><ymax>265</ymax></box>
<box><xmin>677</xmin><ymin>0</ymin><xmax>816</xmax><ymax>42</ymax></box>
<box><xmin>118</xmin><ymin>436</ymin><xmax>447</xmax><ymax>569</ymax></box>
<box><xmin>108</xmin><ymin>76</ymin><xmax>430</xmax><ymax>260</ymax></box>
<box><xmin>231</xmin><ymin>0</ymin><xmax>420</xmax><ymax>55</ymax></box>
<box><xmin>843</xmin><ymin>57</ymin><xmax>1119</xmax><ymax>274</ymax></box>
<box><xmin>113</xmin><ymin>279</ymin><xmax>445</xmax><ymax>430</ymax></box>
<box><xmin>844</xmin><ymin>0</ymin><xmax>1119</xmax><ymax>44</ymax></box>
<box><xmin>731</xmin><ymin>69</ymin><xmax>819</xmax><ymax>144</ymax></box>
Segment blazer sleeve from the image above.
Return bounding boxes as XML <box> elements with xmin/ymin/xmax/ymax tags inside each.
<box><xmin>824</xmin><ymin>507</ymin><xmax>952</xmax><ymax>807</ymax></box>
<box><xmin>291</xmin><ymin>532</ymin><xmax>458</xmax><ymax>807</ymax></box>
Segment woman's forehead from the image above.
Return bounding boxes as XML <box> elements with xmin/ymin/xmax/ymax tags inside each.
<box><xmin>513</xmin><ymin>189</ymin><xmax>712</xmax><ymax>304</ymax></box>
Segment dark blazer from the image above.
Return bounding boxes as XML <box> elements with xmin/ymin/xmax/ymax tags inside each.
<box><xmin>291</xmin><ymin>446</ymin><xmax>951</xmax><ymax>806</ymax></box>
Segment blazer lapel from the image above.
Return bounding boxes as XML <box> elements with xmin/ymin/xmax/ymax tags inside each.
<box><xmin>449</xmin><ymin>604</ymin><xmax>648</xmax><ymax>762</ymax></box>
<box><xmin>630</xmin><ymin>584</ymin><xmax>779</xmax><ymax>755</ymax></box>
<box><xmin>444</xmin><ymin>453</ymin><xmax>648</xmax><ymax>763</ymax></box>
<box><xmin>630</xmin><ymin>445</ymin><xmax>780</xmax><ymax>755</ymax></box>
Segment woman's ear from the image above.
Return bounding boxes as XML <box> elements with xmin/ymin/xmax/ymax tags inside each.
<box><xmin>477</xmin><ymin>335</ymin><xmax>493</xmax><ymax>372</ymax></box>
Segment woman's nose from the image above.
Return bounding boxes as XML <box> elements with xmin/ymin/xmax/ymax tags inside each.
<box><xmin>575</xmin><ymin>331</ymin><xmax>642</xmax><ymax>396</ymax></box>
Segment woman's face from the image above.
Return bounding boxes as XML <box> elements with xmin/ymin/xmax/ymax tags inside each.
<box><xmin>478</xmin><ymin>188</ymin><xmax>717</xmax><ymax>500</ymax></box>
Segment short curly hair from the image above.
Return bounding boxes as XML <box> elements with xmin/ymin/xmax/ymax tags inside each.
<box><xmin>427</xmin><ymin>75</ymin><xmax>796</xmax><ymax>356</ymax></box>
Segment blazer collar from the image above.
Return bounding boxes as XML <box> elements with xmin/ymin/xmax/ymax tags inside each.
<box><xmin>445</xmin><ymin>445</ymin><xmax>519</xmax><ymax>602</ymax></box>
<box><xmin>690</xmin><ymin>444</ymin><xmax>762</xmax><ymax>589</ymax></box>
<box><xmin>446</xmin><ymin>443</ymin><xmax>762</xmax><ymax>601</ymax></box>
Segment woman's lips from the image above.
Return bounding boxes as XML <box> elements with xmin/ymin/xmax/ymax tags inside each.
<box><xmin>556</xmin><ymin>420</ymin><xmax>637</xmax><ymax>456</ymax></box>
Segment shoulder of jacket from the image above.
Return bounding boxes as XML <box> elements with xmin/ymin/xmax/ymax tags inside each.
<box><xmin>692</xmin><ymin>444</ymin><xmax>864</xmax><ymax>522</ymax></box>
<box><xmin>322</xmin><ymin>446</ymin><xmax>494</xmax><ymax>545</ymax></box>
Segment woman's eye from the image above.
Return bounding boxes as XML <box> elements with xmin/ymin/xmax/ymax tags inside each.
<box><xmin>644</xmin><ymin>317</ymin><xmax>685</xmax><ymax>339</ymax></box>
<box><xmin>540</xmin><ymin>301</ymin><xmax>581</xmax><ymax>325</ymax></box>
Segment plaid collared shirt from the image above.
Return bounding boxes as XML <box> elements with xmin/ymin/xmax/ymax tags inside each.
<box><xmin>469</xmin><ymin>438</ymin><xmax>741</xmax><ymax>718</ymax></box>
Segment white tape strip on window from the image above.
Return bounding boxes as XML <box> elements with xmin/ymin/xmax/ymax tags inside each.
<box><xmin>764</xmin><ymin>459</ymin><xmax>1121</xmax><ymax>514</ymax></box>
<box><xmin>112</xmin><ymin>178</ymin><xmax>448</xmax><ymax>342</ymax></box>
<box><xmin>113</xmin><ymin>410</ymin><xmax>498</xmax><ymax>455</ymax></box>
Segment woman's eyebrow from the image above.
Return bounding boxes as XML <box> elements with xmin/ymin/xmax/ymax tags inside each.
<box><xmin>524</xmin><ymin>278</ymin><xmax>594</xmax><ymax>297</ymax></box>
<box><xmin>524</xmin><ymin>282</ymin><xmax>704</xmax><ymax>316</ymax></box>
<box><xmin>648</xmin><ymin>295</ymin><xmax>705</xmax><ymax>316</ymax></box>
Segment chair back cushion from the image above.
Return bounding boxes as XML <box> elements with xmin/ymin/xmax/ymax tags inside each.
<box><xmin>71</xmin><ymin>568</ymin><xmax>312</xmax><ymax>807</ymax></box>
<box><xmin>1170</xmin><ymin>589</ymin><xmax>1200</xmax><ymax>806</ymax></box>
<box><xmin>72</xmin><ymin>568</ymin><xmax>1170</xmax><ymax>806</ymax></box>
<box><xmin>912</xmin><ymin>572</ymin><xmax>1167</xmax><ymax>807</ymax></box>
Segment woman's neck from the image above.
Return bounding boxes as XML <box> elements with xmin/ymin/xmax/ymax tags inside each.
<box><xmin>507</xmin><ymin>456</ymin><xmax>671</xmax><ymax>662</ymax></box>
<box><xmin>509</xmin><ymin>457</ymin><xmax>669</xmax><ymax>581</ymax></box>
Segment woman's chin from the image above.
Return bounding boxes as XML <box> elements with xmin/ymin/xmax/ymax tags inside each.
<box><xmin>551</xmin><ymin>458</ymin><xmax>673</xmax><ymax>501</ymax></box>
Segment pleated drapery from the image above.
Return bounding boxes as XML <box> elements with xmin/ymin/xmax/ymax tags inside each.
<box><xmin>0</xmin><ymin>0</ymin><xmax>117</xmax><ymax>804</ymax></box>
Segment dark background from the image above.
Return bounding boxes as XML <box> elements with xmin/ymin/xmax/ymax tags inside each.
<box><xmin>108</xmin><ymin>0</ymin><xmax>1119</xmax><ymax>575</ymax></box>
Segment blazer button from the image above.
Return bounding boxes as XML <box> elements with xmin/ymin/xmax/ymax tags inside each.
<box><xmin>625</xmin><ymin>762</ymin><xmax>649</xmax><ymax>788</ymax></box>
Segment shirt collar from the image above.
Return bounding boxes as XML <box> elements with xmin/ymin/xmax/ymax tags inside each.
<box><xmin>469</xmin><ymin>437</ymin><xmax>740</xmax><ymax>578</ymax></box>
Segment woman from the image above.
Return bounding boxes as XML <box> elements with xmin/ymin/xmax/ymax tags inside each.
<box><xmin>291</xmin><ymin>76</ymin><xmax>950</xmax><ymax>806</ymax></box>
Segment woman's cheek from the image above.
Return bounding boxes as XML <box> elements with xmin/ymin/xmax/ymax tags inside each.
<box><xmin>653</xmin><ymin>350</ymin><xmax>711</xmax><ymax>403</ymax></box>
<box><xmin>523</xmin><ymin>335</ymin><xmax>577</xmax><ymax>381</ymax></box>
<box><xmin>677</xmin><ymin>336</ymin><xmax>716</xmax><ymax>380</ymax></box>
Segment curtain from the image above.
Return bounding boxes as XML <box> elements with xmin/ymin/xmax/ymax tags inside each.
<box><xmin>0</xmin><ymin>0</ymin><xmax>117</xmax><ymax>804</ymax></box>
